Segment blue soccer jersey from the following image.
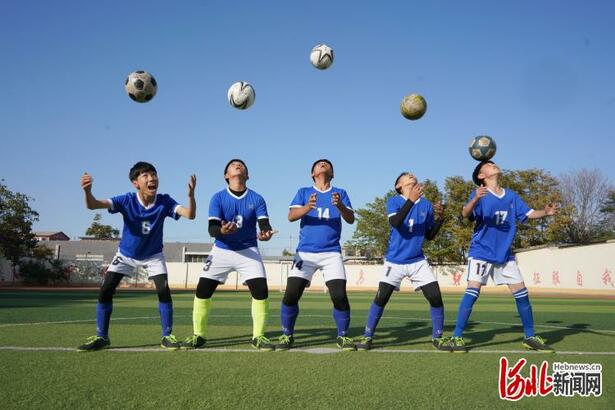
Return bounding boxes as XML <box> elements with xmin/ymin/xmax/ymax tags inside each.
<box><xmin>208</xmin><ymin>188</ymin><xmax>269</xmax><ymax>251</ymax></box>
<box><xmin>108</xmin><ymin>192</ymin><xmax>180</xmax><ymax>260</ymax></box>
<box><xmin>290</xmin><ymin>186</ymin><xmax>353</xmax><ymax>253</ymax></box>
<box><xmin>385</xmin><ymin>196</ymin><xmax>435</xmax><ymax>264</ymax></box>
<box><xmin>467</xmin><ymin>189</ymin><xmax>533</xmax><ymax>264</ymax></box>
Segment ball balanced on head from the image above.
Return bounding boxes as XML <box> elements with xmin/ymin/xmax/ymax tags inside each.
<box><xmin>468</xmin><ymin>135</ymin><xmax>497</xmax><ymax>161</ymax></box>
<box><xmin>124</xmin><ymin>71</ymin><xmax>157</xmax><ymax>103</ymax></box>
<box><xmin>400</xmin><ymin>94</ymin><xmax>427</xmax><ymax>120</ymax></box>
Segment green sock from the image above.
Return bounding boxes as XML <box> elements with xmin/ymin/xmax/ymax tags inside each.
<box><xmin>193</xmin><ymin>297</ymin><xmax>211</xmax><ymax>338</ymax></box>
<box><xmin>251</xmin><ymin>298</ymin><xmax>269</xmax><ymax>339</ymax></box>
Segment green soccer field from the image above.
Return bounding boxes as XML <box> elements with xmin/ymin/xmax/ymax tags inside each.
<box><xmin>1</xmin><ymin>290</ymin><xmax>613</xmax><ymax>409</ymax></box>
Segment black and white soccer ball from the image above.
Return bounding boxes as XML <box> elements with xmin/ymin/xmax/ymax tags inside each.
<box><xmin>227</xmin><ymin>81</ymin><xmax>255</xmax><ymax>110</ymax></box>
<box><xmin>468</xmin><ymin>135</ymin><xmax>497</xmax><ymax>161</ymax></box>
<box><xmin>310</xmin><ymin>44</ymin><xmax>334</xmax><ymax>70</ymax></box>
<box><xmin>124</xmin><ymin>71</ymin><xmax>157</xmax><ymax>103</ymax></box>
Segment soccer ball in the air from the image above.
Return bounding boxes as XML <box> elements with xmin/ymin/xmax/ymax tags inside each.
<box><xmin>468</xmin><ymin>135</ymin><xmax>497</xmax><ymax>161</ymax></box>
<box><xmin>310</xmin><ymin>44</ymin><xmax>334</xmax><ymax>70</ymax></box>
<box><xmin>124</xmin><ymin>71</ymin><xmax>157</xmax><ymax>103</ymax></box>
<box><xmin>227</xmin><ymin>81</ymin><xmax>256</xmax><ymax>110</ymax></box>
<box><xmin>400</xmin><ymin>94</ymin><xmax>427</xmax><ymax>120</ymax></box>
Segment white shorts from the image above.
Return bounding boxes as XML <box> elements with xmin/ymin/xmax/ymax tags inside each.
<box><xmin>381</xmin><ymin>259</ymin><xmax>437</xmax><ymax>291</ymax></box>
<box><xmin>200</xmin><ymin>245</ymin><xmax>266</xmax><ymax>284</ymax></box>
<box><xmin>289</xmin><ymin>251</ymin><xmax>346</xmax><ymax>285</ymax></box>
<box><xmin>107</xmin><ymin>251</ymin><xmax>168</xmax><ymax>278</ymax></box>
<box><xmin>466</xmin><ymin>257</ymin><xmax>524</xmax><ymax>286</ymax></box>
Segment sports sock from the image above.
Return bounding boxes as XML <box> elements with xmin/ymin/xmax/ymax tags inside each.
<box><xmin>96</xmin><ymin>302</ymin><xmax>112</xmax><ymax>338</ymax></box>
<box><xmin>333</xmin><ymin>308</ymin><xmax>351</xmax><ymax>337</ymax></box>
<box><xmin>193</xmin><ymin>297</ymin><xmax>211</xmax><ymax>338</ymax></box>
<box><xmin>251</xmin><ymin>298</ymin><xmax>269</xmax><ymax>339</ymax></box>
<box><xmin>453</xmin><ymin>287</ymin><xmax>480</xmax><ymax>337</ymax></box>
<box><xmin>364</xmin><ymin>303</ymin><xmax>384</xmax><ymax>338</ymax></box>
<box><xmin>430</xmin><ymin>306</ymin><xmax>444</xmax><ymax>339</ymax></box>
<box><xmin>280</xmin><ymin>303</ymin><xmax>299</xmax><ymax>336</ymax></box>
<box><xmin>158</xmin><ymin>302</ymin><xmax>173</xmax><ymax>337</ymax></box>
<box><xmin>512</xmin><ymin>288</ymin><xmax>535</xmax><ymax>337</ymax></box>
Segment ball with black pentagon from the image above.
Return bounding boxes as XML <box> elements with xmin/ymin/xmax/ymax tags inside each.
<box><xmin>468</xmin><ymin>135</ymin><xmax>497</xmax><ymax>161</ymax></box>
<box><xmin>124</xmin><ymin>71</ymin><xmax>157</xmax><ymax>103</ymax></box>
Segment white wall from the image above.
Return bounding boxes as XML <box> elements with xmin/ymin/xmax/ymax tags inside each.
<box><xmin>165</xmin><ymin>242</ymin><xmax>615</xmax><ymax>294</ymax></box>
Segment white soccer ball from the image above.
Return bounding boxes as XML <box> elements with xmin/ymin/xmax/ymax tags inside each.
<box><xmin>310</xmin><ymin>44</ymin><xmax>334</xmax><ymax>70</ymax></box>
<box><xmin>227</xmin><ymin>81</ymin><xmax>256</xmax><ymax>110</ymax></box>
<box><xmin>124</xmin><ymin>71</ymin><xmax>157</xmax><ymax>103</ymax></box>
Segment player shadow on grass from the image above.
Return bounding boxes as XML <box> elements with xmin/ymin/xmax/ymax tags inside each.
<box><xmin>462</xmin><ymin>322</ymin><xmax>612</xmax><ymax>350</ymax></box>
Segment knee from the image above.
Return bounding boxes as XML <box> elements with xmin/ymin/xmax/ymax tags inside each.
<box><xmin>247</xmin><ymin>278</ymin><xmax>268</xmax><ymax>300</ymax></box>
<box><xmin>374</xmin><ymin>282</ymin><xmax>396</xmax><ymax>307</ymax></box>
<box><xmin>152</xmin><ymin>275</ymin><xmax>172</xmax><ymax>303</ymax></box>
<box><xmin>98</xmin><ymin>272</ymin><xmax>122</xmax><ymax>303</ymax></box>
<box><xmin>421</xmin><ymin>281</ymin><xmax>443</xmax><ymax>308</ymax></box>
<box><xmin>327</xmin><ymin>279</ymin><xmax>350</xmax><ymax>311</ymax></box>
<box><xmin>282</xmin><ymin>277</ymin><xmax>308</xmax><ymax>306</ymax></box>
<box><xmin>196</xmin><ymin>277</ymin><xmax>219</xmax><ymax>299</ymax></box>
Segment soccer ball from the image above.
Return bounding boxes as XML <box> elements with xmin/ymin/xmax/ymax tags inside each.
<box><xmin>227</xmin><ymin>81</ymin><xmax>256</xmax><ymax>110</ymax></box>
<box><xmin>400</xmin><ymin>94</ymin><xmax>427</xmax><ymax>120</ymax></box>
<box><xmin>310</xmin><ymin>44</ymin><xmax>334</xmax><ymax>70</ymax></box>
<box><xmin>468</xmin><ymin>135</ymin><xmax>497</xmax><ymax>161</ymax></box>
<box><xmin>124</xmin><ymin>71</ymin><xmax>157</xmax><ymax>103</ymax></box>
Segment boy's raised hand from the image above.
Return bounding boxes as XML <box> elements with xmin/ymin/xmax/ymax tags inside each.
<box><xmin>544</xmin><ymin>203</ymin><xmax>558</xmax><ymax>216</ymax></box>
<box><xmin>408</xmin><ymin>183</ymin><xmax>423</xmax><ymax>202</ymax></box>
<box><xmin>258</xmin><ymin>229</ymin><xmax>278</xmax><ymax>241</ymax></box>
<box><xmin>220</xmin><ymin>221</ymin><xmax>238</xmax><ymax>235</ymax></box>
<box><xmin>307</xmin><ymin>193</ymin><xmax>317</xmax><ymax>209</ymax></box>
<box><xmin>475</xmin><ymin>185</ymin><xmax>488</xmax><ymax>199</ymax></box>
<box><xmin>188</xmin><ymin>174</ymin><xmax>197</xmax><ymax>197</ymax></box>
<box><xmin>81</xmin><ymin>172</ymin><xmax>93</xmax><ymax>192</ymax></box>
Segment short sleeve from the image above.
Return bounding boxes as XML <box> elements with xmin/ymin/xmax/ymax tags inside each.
<box><xmin>256</xmin><ymin>195</ymin><xmax>269</xmax><ymax>219</ymax></box>
<box><xmin>289</xmin><ymin>189</ymin><xmax>305</xmax><ymax>208</ymax></box>
<box><xmin>340</xmin><ymin>189</ymin><xmax>353</xmax><ymax>212</ymax></box>
<box><xmin>466</xmin><ymin>191</ymin><xmax>481</xmax><ymax>220</ymax></box>
<box><xmin>164</xmin><ymin>195</ymin><xmax>181</xmax><ymax>220</ymax></box>
<box><xmin>108</xmin><ymin>194</ymin><xmax>128</xmax><ymax>215</ymax></box>
<box><xmin>386</xmin><ymin>197</ymin><xmax>400</xmax><ymax>217</ymax></box>
<box><xmin>208</xmin><ymin>193</ymin><xmax>224</xmax><ymax>221</ymax></box>
<box><xmin>514</xmin><ymin>192</ymin><xmax>533</xmax><ymax>223</ymax></box>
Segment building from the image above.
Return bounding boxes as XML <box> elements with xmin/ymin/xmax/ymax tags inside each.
<box><xmin>40</xmin><ymin>240</ymin><xmax>212</xmax><ymax>264</ymax></box>
<box><xmin>34</xmin><ymin>231</ymin><xmax>70</xmax><ymax>241</ymax></box>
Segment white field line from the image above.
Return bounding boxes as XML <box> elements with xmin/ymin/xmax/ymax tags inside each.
<box><xmin>0</xmin><ymin>346</ymin><xmax>614</xmax><ymax>356</ymax></box>
<box><xmin>1</xmin><ymin>314</ymin><xmax>614</xmax><ymax>334</ymax></box>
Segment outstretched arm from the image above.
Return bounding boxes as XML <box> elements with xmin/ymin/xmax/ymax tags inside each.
<box><xmin>81</xmin><ymin>172</ymin><xmax>111</xmax><ymax>210</ymax></box>
<box><xmin>176</xmin><ymin>174</ymin><xmax>197</xmax><ymax>219</ymax></box>
<box><xmin>528</xmin><ymin>203</ymin><xmax>558</xmax><ymax>219</ymax></box>
<box><xmin>288</xmin><ymin>193</ymin><xmax>317</xmax><ymax>222</ymax></box>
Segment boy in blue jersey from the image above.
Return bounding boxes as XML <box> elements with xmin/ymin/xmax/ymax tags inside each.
<box><xmin>356</xmin><ymin>172</ymin><xmax>451</xmax><ymax>351</ymax></box>
<box><xmin>277</xmin><ymin>159</ymin><xmax>357</xmax><ymax>351</ymax></box>
<box><xmin>77</xmin><ymin>162</ymin><xmax>196</xmax><ymax>351</ymax></box>
<box><xmin>180</xmin><ymin>159</ymin><xmax>276</xmax><ymax>351</ymax></box>
<box><xmin>450</xmin><ymin>160</ymin><xmax>558</xmax><ymax>352</ymax></box>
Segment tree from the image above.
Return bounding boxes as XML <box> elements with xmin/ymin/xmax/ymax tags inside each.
<box><xmin>601</xmin><ymin>189</ymin><xmax>615</xmax><ymax>232</ymax></box>
<box><xmin>558</xmin><ymin>169</ymin><xmax>614</xmax><ymax>243</ymax></box>
<box><xmin>0</xmin><ymin>181</ymin><xmax>39</xmax><ymax>279</ymax></box>
<box><xmin>85</xmin><ymin>214</ymin><xmax>119</xmax><ymax>239</ymax></box>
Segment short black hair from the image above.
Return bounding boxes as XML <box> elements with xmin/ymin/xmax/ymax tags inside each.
<box><xmin>311</xmin><ymin>159</ymin><xmax>334</xmax><ymax>181</ymax></box>
<box><xmin>129</xmin><ymin>162</ymin><xmax>157</xmax><ymax>181</ymax></box>
<box><xmin>224</xmin><ymin>159</ymin><xmax>248</xmax><ymax>184</ymax></box>
<box><xmin>472</xmin><ymin>160</ymin><xmax>494</xmax><ymax>186</ymax></box>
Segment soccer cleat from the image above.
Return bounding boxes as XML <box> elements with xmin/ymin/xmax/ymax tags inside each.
<box><xmin>276</xmin><ymin>334</ymin><xmax>294</xmax><ymax>351</ymax></box>
<box><xmin>251</xmin><ymin>335</ymin><xmax>275</xmax><ymax>351</ymax></box>
<box><xmin>336</xmin><ymin>336</ymin><xmax>357</xmax><ymax>351</ymax></box>
<box><xmin>180</xmin><ymin>335</ymin><xmax>207</xmax><ymax>350</ymax></box>
<box><xmin>77</xmin><ymin>336</ymin><xmax>110</xmax><ymax>352</ymax></box>
<box><xmin>356</xmin><ymin>336</ymin><xmax>373</xmax><ymax>351</ymax></box>
<box><xmin>160</xmin><ymin>334</ymin><xmax>181</xmax><ymax>350</ymax></box>
<box><xmin>522</xmin><ymin>336</ymin><xmax>554</xmax><ymax>352</ymax></box>
<box><xmin>450</xmin><ymin>336</ymin><xmax>468</xmax><ymax>353</ymax></box>
<box><xmin>432</xmin><ymin>337</ymin><xmax>453</xmax><ymax>352</ymax></box>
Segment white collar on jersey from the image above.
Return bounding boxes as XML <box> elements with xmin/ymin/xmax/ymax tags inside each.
<box><xmin>226</xmin><ymin>187</ymin><xmax>249</xmax><ymax>200</ymax></box>
<box><xmin>312</xmin><ymin>185</ymin><xmax>333</xmax><ymax>193</ymax></box>
<box><xmin>398</xmin><ymin>194</ymin><xmax>421</xmax><ymax>204</ymax></box>
<box><xmin>136</xmin><ymin>193</ymin><xmax>157</xmax><ymax>210</ymax></box>
<box><xmin>487</xmin><ymin>188</ymin><xmax>506</xmax><ymax>199</ymax></box>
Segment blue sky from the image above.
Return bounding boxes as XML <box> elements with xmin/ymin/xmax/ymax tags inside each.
<box><xmin>1</xmin><ymin>0</ymin><xmax>614</xmax><ymax>255</ymax></box>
